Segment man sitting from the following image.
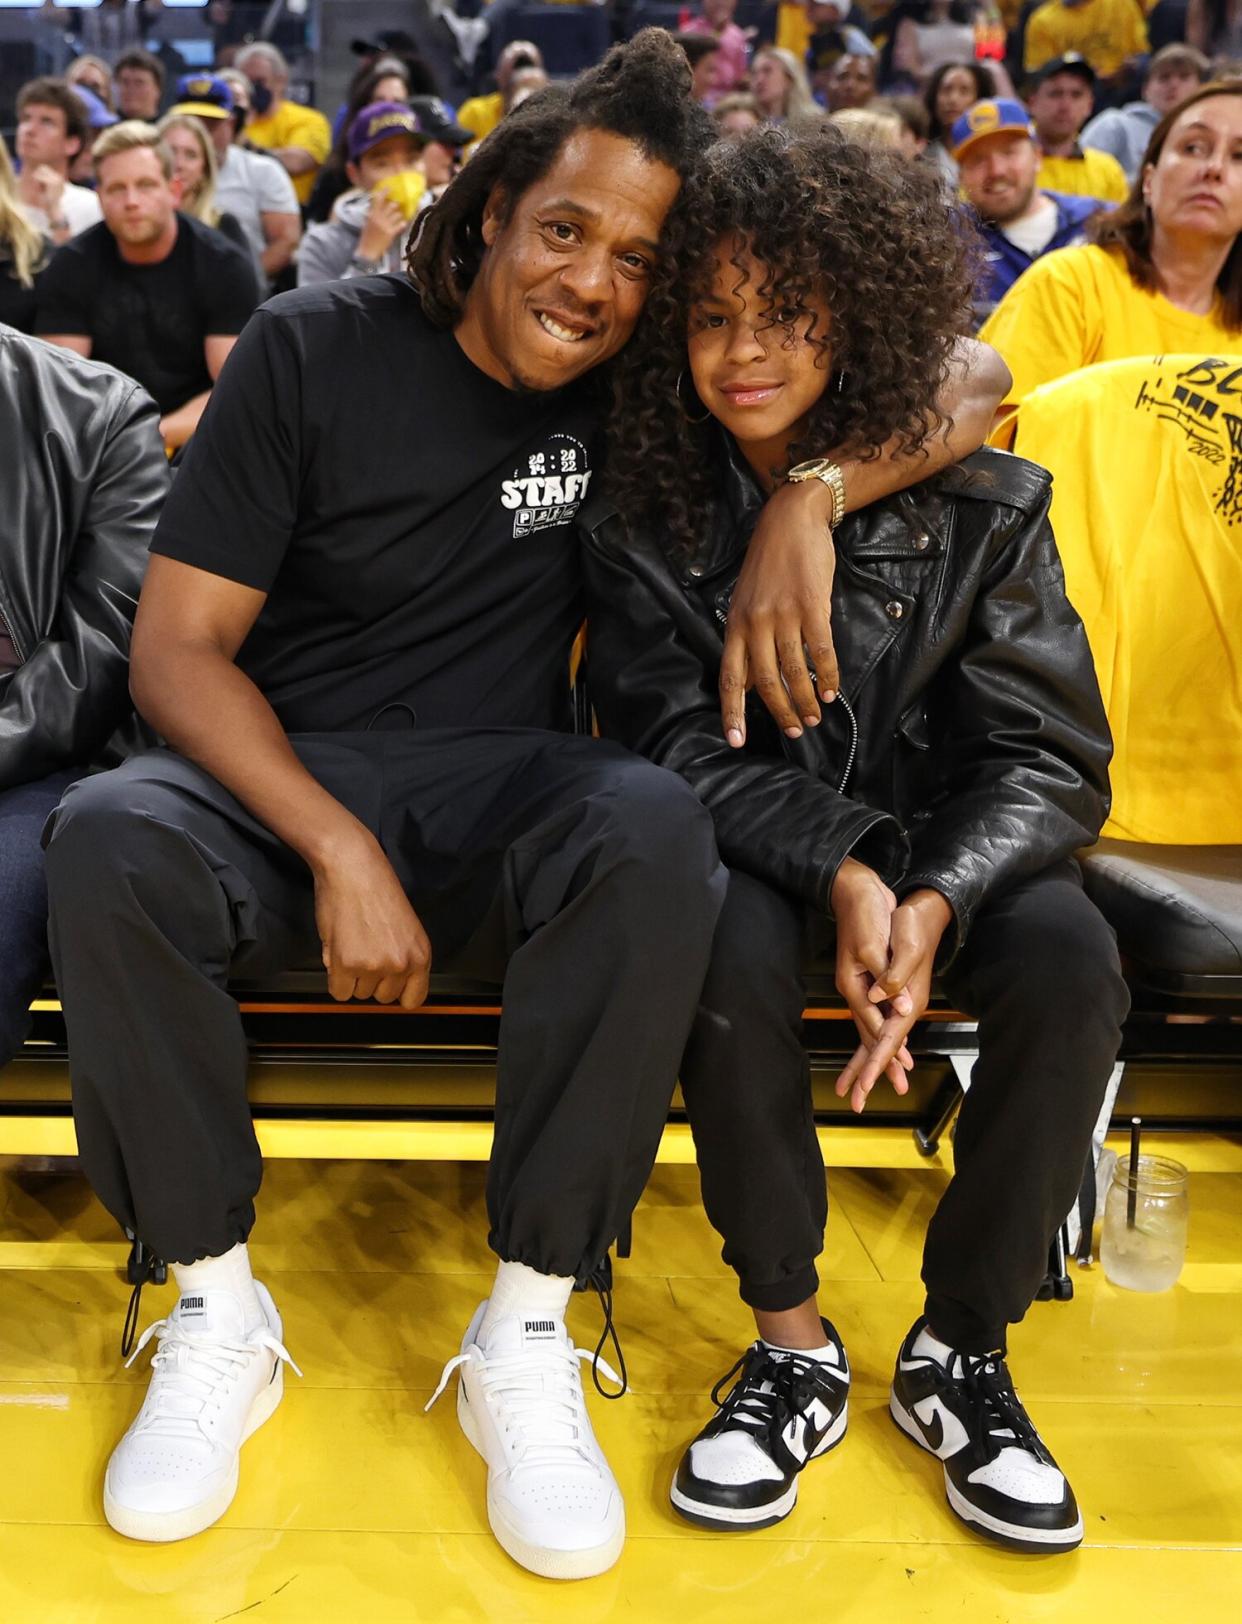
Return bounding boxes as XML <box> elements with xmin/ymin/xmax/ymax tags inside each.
<box><xmin>14</xmin><ymin>77</ymin><xmax>102</xmax><ymax>245</ymax></box>
<box><xmin>298</xmin><ymin>99</ymin><xmax>470</xmax><ymax>287</ymax></box>
<box><xmin>0</xmin><ymin>326</ymin><xmax>167</xmax><ymax>1072</ymax></box>
<box><xmin>36</xmin><ymin>121</ymin><xmax>259</xmax><ymax>453</ymax></box>
<box><xmin>1081</xmin><ymin>43</ymin><xmax>1210</xmax><ymax>183</ymax></box>
<box><xmin>114</xmin><ymin>48</ymin><xmax>164</xmax><ymax>123</ymax></box>
<box><xmin>953</xmin><ymin>97</ymin><xmax>1108</xmax><ymax>324</ymax></box>
<box><xmin>1029</xmin><ymin>54</ymin><xmax>1128</xmax><ymax>203</ymax></box>
<box><xmin>235</xmin><ymin>43</ymin><xmax>332</xmax><ymax>209</ymax></box>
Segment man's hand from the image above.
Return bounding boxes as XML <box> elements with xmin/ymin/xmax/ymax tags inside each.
<box><xmin>835</xmin><ymin>883</ymin><xmax>953</xmax><ymax>1114</ymax></box>
<box><xmin>313</xmin><ymin>828</ymin><xmax>432</xmax><ymax>1009</ymax></box>
<box><xmin>26</xmin><ymin>163</ymin><xmax>66</xmax><ymax>215</ymax></box>
<box><xmin>720</xmin><ymin>478</ymin><xmax>839</xmax><ymax>748</ymax></box>
<box><xmin>357</xmin><ymin>193</ymin><xmax>408</xmax><ymax>263</ymax></box>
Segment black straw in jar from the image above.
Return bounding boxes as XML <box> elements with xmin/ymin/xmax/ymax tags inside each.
<box><xmin>1127</xmin><ymin>1116</ymin><xmax>1142</xmax><ymax>1229</ymax></box>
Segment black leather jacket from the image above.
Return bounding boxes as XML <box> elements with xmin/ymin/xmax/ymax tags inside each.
<box><xmin>0</xmin><ymin>327</ymin><xmax>168</xmax><ymax>789</ymax></box>
<box><xmin>580</xmin><ymin>438</ymin><xmax>1113</xmax><ymax>961</ymax></box>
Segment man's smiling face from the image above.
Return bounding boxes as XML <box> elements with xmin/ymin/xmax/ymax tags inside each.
<box><xmin>455</xmin><ymin>128</ymin><xmax>682</xmax><ymax>393</ymax></box>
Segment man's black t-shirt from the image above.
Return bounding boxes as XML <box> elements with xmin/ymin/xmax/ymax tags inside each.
<box><xmin>150</xmin><ymin>276</ymin><xmax>601</xmax><ymax>735</ymax></box>
<box><xmin>35</xmin><ymin>214</ymin><xmax>259</xmax><ymax>414</ymax></box>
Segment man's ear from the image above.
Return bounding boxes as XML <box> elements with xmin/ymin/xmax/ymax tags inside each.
<box><xmin>346</xmin><ymin>160</ymin><xmax>362</xmax><ymax>189</ymax></box>
<box><xmin>66</xmin><ymin>134</ymin><xmax>83</xmax><ymax>163</ymax></box>
<box><xmin>480</xmin><ymin>184</ymin><xmax>508</xmax><ymax>248</ymax></box>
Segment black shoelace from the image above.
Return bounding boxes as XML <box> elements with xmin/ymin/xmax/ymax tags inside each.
<box><xmin>585</xmin><ymin>1264</ymin><xmax>628</xmax><ymax>1401</ymax></box>
<box><xmin>947</xmin><ymin>1353</ymin><xmax>1046</xmax><ymax>1458</ymax></box>
<box><xmin>710</xmin><ymin>1344</ymin><xmax>834</xmax><ymax>1442</ymax></box>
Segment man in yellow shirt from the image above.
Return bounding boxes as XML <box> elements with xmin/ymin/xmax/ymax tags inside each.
<box><xmin>1023</xmin><ymin>0</ymin><xmax>1148</xmax><ymax>90</ymax></box>
<box><xmin>457</xmin><ymin>40</ymin><xmax>546</xmax><ymax>153</ymax></box>
<box><xmin>235</xmin><ymin>43</ymin><xmax>331</xmax><ymax>208</ymax></box>
<box><xmin>1029</xmin><ymin>55</ymin><xmax>1129</xmax><ymax>203</ymax></box>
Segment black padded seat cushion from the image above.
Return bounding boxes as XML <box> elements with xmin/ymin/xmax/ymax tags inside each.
<box><xmin>1080</xmin><ymin>839</ymin><xmax>1242</xmax><ymax>989</ymax></box>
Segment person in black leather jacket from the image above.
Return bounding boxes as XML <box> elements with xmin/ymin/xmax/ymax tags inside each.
<box><xmin>0</xmin><ymin>325</ymin><xmax>168</xmax><ymax>1067</ymax></box>
<box><xmin>582</xmin><ymin>128</ymin><xmax>1129</xmax><ymax>1556</ymax></box>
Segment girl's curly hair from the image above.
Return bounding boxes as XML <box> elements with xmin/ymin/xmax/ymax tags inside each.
<box><xmin>605</xmin><ymin>124</ymin><xmax>976</xmax><ymax>558</ymax></box>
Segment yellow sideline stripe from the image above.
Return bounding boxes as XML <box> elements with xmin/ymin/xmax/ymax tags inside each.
<box><xmin>0</xmin><ymin>1116</ymin><xmax>1237</xmax><ymax>1172</ymax></box>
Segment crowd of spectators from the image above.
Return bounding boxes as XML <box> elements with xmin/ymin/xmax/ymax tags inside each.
<box><xmin>0</xmin><ymin>0</ymin><xmax>1239</xmax><ymax>433</ymax></box>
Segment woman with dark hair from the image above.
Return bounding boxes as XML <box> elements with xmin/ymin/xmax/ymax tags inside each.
<box><xmin>582</xmin><ymin>124</ymin><xmax>1123</xmax><ymax>1554</ymax></box>
<box><xmin>983</xmin><ymin>80</ymin><xmax>1242</xmax><ymax>404</ymax></box>
<box><xmin>307</xmin><ymin>57</ymin><xmax>415</xmax><ymax>224</ymax></box>
<box><xmin>923</xmin><ymin>58</ymin><xmax>995</xmax><ymax>184</ymax></box>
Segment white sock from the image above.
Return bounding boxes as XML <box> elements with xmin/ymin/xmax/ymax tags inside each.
<box><xmin>912</xmin><ymin>1323</ymin><xmax>956</xmax><ymax>1366</ymax></box>
<box><xmin>763</xmin><ymin>1339</ymin><xmax>840</xmax><ymax>1366</ymax></box>
<box><xmin>477</xmin><ymin>1260</ymin><xmax>574</xmax><ymax>1344</ymax></box>
<box><xmin>173</xmin><ymin>1242</ymin><xmax>265</xmax><ymax>1333</ymax></box>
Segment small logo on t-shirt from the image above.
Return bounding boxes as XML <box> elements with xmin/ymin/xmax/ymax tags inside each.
<box><xmin>501</xmin><ymin>432</ymin><xmax>593</xmax><ymax>539</ymax></box>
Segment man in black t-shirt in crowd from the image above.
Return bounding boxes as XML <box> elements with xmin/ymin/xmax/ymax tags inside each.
<box><xmin>44</xmin><ymin>32</ymin><xmax>1006</xmax><ymax>1580</ymax></box>
<box><xmin>36</xmin><ymin>121</ymin><xmax>259</xmax><ymax>453</ymax></box>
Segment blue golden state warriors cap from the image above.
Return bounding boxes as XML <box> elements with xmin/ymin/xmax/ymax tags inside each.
<box><xmin>949</xmin><ymin>98</ymin><xmax>1035</xmax><ymax>161</ymax></box>
<box><xmin>171</xmin><ymin>74</ymin><xmax>236</xmax><ymax>121</ymax></box>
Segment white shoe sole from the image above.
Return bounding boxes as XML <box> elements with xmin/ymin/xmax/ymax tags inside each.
<box><xmin>456</xmin><ymin>1378</ymin><xmax>625</xmax><ymax>1580</ymax></box>
<box><xmin>669</xmin><ymin>1402</ymin><xmax>849</xmax><ymax>1530</ymax></box>
<box><xmin>889</xmin><ymin>1390</ymin><xmax>1084</xmax><ymax>1553</ymax></box>
<box><xmin>104</xmin><ymin>1363</ymin><xmax>284</xmax><ymax>1544</ymax></box>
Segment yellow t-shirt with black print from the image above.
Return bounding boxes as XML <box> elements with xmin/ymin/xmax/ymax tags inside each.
<box><xmin>981</xmin><ymin>244</ymin><xmax>1242</xmax><ymax>406</ymax></box>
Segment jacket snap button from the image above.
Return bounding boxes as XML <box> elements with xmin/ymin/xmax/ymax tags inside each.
<box><xmin>913</xmin><ymin>534</ymin><xmax>930</xmax><ymax>551</ymax></box>
<box><xmin>687</xmin><ymin>564</ymin><xmax>705</xmax><ymax>579</ymax></box>
<box><xmin>885</xmin><ymin>600</ymin><xmax>904</xmax><ymax>620</ymax></box>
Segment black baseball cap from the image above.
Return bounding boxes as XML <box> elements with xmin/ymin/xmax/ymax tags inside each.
<box><xmin>1034</xmin><ymin>53</ymin><xmax>1096</xmax><ymax>87</ymax></box>
<box><xmin>407</xmin><ymin>95</ymin><xmax>472</xmax><ymax>147</ymax></box>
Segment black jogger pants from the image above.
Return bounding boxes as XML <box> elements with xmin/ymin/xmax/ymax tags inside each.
<box><xmin>44</xmin><ymin>729</ymin><xmax>726</xmax><ymax>1272</ymax></box>
<box><xmin>679</xmin><ymin>861</ymin><xmax>1129</xmax><ymax>1353</ymax></box>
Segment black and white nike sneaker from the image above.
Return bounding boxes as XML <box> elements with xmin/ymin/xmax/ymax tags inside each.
<box><xmin>670</xmin><ymin>1318</ymin><xmax>850</xmax><ymax>1530</ymax></box>
<box><xmin>890</xmin><ymin>1317</ymin><xmax>1084</xmax><ymax>1554</ymax></box>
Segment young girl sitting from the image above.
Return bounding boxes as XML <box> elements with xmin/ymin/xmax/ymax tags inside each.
<box><xmin>582</xmin><ymin>126</ymin><xmax>1126</xmax><ymax>1555</ymax></box>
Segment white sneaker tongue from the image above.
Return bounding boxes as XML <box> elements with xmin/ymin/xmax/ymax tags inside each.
<box><xmin>479</xmin><ymin>1314</ymin><xmax>581</xmax><ymax>1449</ymax></box>
<box><xmin>172</xmin><ymin>1287</ymin><xmax>248</xmax><ymax>1339</ymax></box>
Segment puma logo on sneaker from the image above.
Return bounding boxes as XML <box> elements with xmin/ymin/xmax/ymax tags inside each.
<box><xmin>178</xmin><ymin>1296</ymin><xmax>205</xmax><ymax>1314</ymax></box>
<box><xmin>523</xmin><ymin>1319</ymin><xmax>558</xmax><ymax>1337</ymax></box>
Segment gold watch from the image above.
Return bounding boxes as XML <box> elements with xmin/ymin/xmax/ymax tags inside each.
<box><xmin>786</xmin><ymin>458</ymin><xmax>846</xmax><ymax>530</ymax></box>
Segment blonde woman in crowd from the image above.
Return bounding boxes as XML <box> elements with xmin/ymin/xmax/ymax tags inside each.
<box><xmin>66</xmin><ymin>54</ymin><xmax>116</xmax><ymax>112</ymax></box>
<box><xmin>751</xmin><ymin>46</ymin><xmax>819</xmax><ymax>122</ymax></box>
<box><xmin>156</xmin><ymin>113</ymin><xmax>249</xmax><ymax>255</ymax></box>
<box><xmin>0</xmin><ymin>134</ymin><xmax>48</xmax><ymax>333</ymax></box>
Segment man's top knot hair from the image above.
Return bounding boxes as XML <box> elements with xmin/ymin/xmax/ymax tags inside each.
<box><xmin>408</xmin><ymin>29</ymin><xmax>712</xmax><ymax>328</ymax></box>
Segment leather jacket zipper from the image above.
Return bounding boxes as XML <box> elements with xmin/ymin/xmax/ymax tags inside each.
<box><xmin>0</xmin><ymin>600</ymin><xmax>23</xmax><ymax>665</ymax></box>
<box><xmin>714</xmin><ymin>603</ymin><xmax>858</xmax><ymax>794</ymax></box>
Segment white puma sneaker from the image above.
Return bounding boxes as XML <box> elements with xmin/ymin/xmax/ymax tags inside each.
<box><xmin>104</xmin><ymin>1281</ymin><xmax>300</xmax><ymax>1543</ymax></box>
<box><xmin>427</xmin><ymin>1300</ymin><xmax>625</xmax><ymax>1580</ymax></box>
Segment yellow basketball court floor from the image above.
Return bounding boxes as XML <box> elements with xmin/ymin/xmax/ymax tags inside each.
<box><xmin>0</xmin><ymin>1136</ymin><xmax>1238</xmax><ymax>1622</ymax></box>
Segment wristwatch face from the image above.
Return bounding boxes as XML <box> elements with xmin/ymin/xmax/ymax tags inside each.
<box><xmin>788</xmin><ymin>458</ymin><xmax>834</xmax><ymax>481</ymax></box>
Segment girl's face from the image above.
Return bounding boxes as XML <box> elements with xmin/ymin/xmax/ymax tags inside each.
<box><xmin>164</xmin><ymin>126</ymin><xmax>207</xmax><ymax>198</ymax></box>
<box><xmin>935</xmin><ymin>67</ymin><xmax>978</xmax><ymax>131</ymax></box>
<box><xmin>372</xmin><ymin>75</ymin><xmax>410</xmax><ymax>105</ymax></box>
<box><xmin>688</xmin><ymin>237</ymin><xmax>832</xmax><ymax>468</ymax></box>
<box><xmin>751</xmin><ymin>56</ymin><xmax>788</xmax><ymax>114</ymax></box>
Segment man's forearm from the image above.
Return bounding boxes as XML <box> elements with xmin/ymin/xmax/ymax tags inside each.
<box><xmin>131</xmin><ymin>645</ymin><xmax>372</xmax><ymax>874</ymax></box>
<box><xmin>836</xmin><ymin>337</ymin><xmax>1011</xmax><ymax>514</ymax></box>
<box><xmin>273</xmin><ymin>145</ymin><xmax>317</xmax><ymax>176</ymax></box>
<box><xmin>260</xmin><ymin>233</ymin><xmax>297</xmax><ymax>277</ymax></box>
<box><xmin>160</xmin><ymin>391</ymin><xmax>212</xmax><ymax>450</ymax></box>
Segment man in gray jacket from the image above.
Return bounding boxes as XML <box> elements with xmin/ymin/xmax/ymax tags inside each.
<box><xmin>298</xmin><ymin>97</ymin><xmax>470</xmax><ymax>286</ymax></box>
<box><xmin>1081</xmin><ymin>44</ymin><xmax>1209</xmax><ymax>182</ymax></box>
<box><xmin>0</xmin><ymin>327</ymin><xmax>168</xmax><ymax>1067</ymax></box>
